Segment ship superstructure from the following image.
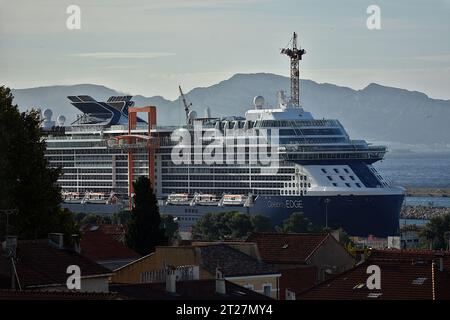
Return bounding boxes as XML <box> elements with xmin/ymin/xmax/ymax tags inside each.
<box><xmin>42</xmin><ymin>33</ymin><xmax>404</xmax><ymax>236</ymax></box>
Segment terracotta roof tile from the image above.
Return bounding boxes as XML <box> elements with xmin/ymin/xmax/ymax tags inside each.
<box><xmin>246</xmin><ymin>232</ymin><xmax>330</xmax><ymax>264</ymax></box>
<box><xmin>297</xmin><ymin>249</ymin><xmax>450</xmax><ymax>300</ymax></box>
<box><xmin>80</xmin><ymin>229</ymin><xmax>140</xmax><ymax>262</ymax></box>
<box><xmin>0</xmin><ymin>240</ymin><xmax>111</xmax><ymax>289</ymax></box>
<box><xmin>280</xmin><ymin>266</ymin><xmax>318</xmax><ymax>300</ymax></box>
<box><xmin>0</xmin><ymin>290</ymin><xmax>118</xmax><ymax>300</ymax></box>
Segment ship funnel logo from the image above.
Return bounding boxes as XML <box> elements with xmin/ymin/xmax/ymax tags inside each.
<box><xmin>170</xmin><ymin>121</ymin><xmax>280</xmax><ymax>173</ymax></box>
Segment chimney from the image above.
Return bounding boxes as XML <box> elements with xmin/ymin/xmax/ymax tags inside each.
<box><xmin>72</xmin><ymin>234</ymin><xmax>81</xmax><ymax>253</ymax></box>
<box><xmin>48</xmin><ymin>233</ymin><xmax>64</xmax><ymax>249</ymax></box>
<box><xmin>165</xmin><ymin>265</ymin><xmax>177</xmax><ymax>294</ymax></box>
<box><xmin>2</xmin><ymin>236</ymin><xmax>18</xmax><ymax>258</ymax></box>
<box><xmin>215</xmin><ymin>268</ymin><xmax>226</xmax><ymax>295</ymax></box>
<box><xmin>2</xmin><ymin>236</ymin><xmax>18</xmax><ymax>290</ymax></box>
<box><xmin>285</xmin><ymin>289</ymin><xmax>296</xmax><ymax>300</ymax></box>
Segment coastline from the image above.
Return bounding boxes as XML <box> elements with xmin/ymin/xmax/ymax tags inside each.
<box><xmin>406</xmin><ymin>187</ymin><xmax>450</xmax><ymax>197</ymax></box>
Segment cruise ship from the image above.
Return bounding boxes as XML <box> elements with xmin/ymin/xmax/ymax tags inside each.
<box><xmin>42</xmin><ymin>34</ymin><xmax>405</xmax><ymax>237</ymax></box>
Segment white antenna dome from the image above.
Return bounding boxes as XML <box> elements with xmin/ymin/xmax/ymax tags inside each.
<box><xmin>253</xmin><ymin>96</ymin><xmax>265</xmax><ymax>109</ymax></box>
<box><xmin>188</xmin><ymin>110</ymin><xmax>197</xmax><ymax>121</ymax></box>
<box><xmin>57</xmin><ymin>115</ymin><xmax>66</xmax><ymax>126</ymax></box>
<box><xmin>43</xmin><ymin>109</ymin><xmax>53</xmax><ymax>120</ymax></box>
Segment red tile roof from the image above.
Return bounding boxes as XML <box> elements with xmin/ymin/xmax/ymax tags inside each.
<box><xmin>279</xmin><ymin>266</ymin><xmax>317</xmax><ymax>300</ymax></box>
<box><xmin>0</xmin><ymin>240</ymin><xmax>111</xmax><ymax>289</ymax></box>
<box><xmin>246</xmin><ymin>232</ymin><xmax>330</xmax><ymax>264</ymax></box>
<box><xmin>369</xmin><ymin>249</ymin><xmax>450</xmax><ymax>268</ymax></box>
<box><xmin>99</xmin><ymin>224</ymin><xmax>127</xmax><ymax>242</ymax></box>
<box><xmin>80</xmin><ymin>229</ymin><xmax>140</xmax><ymax>262</ymax></box>
<box><xmin>80</xmin><ymin>224</ymin><xmax>127</xmax><ymax>243</ymax></box>
<box><xmin>0</xmin><ymin>290</ymin><xmax>118</xmax><ymax>300</ymax></box>
<box><xmin>297</xmin><ymin>249</ymin><xmax>450</xmax><ymax>300</ymax></box>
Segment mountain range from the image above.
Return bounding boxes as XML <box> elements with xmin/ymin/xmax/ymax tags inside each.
<box><xmin>9</xmin><ymin>73</ymin><xmax>450</xmax><ymax>150</ymax></box>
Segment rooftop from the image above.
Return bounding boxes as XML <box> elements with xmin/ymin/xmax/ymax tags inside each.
<box><xmin>0</xmin><ymin>290</ymin><xmax>118</xmax><ymax>300</ymax></box>
<box><xmin>0</xmin><ymin>239</ymin><xmax>112</xmax><ymax>289</ymax></box>
<box><xmin>198</xmin><ymin>244</ymin><xmax>279</xmax><ymax>277</ymax></box>
<box><xmin>80</xmin><ymin>228</ymin><xmax>140</xmax><ymax>263</ymax></box>
<box><xmin>246</xmin><ymin>232</ymin><xmax>330</xmax><ymax>264</ymax></box>
<box><xmin>111</xmin><ymin>279</ymin><xmax>273</xmax><ymax>300</ymax></box>
<box><xmin>296</xmin><ymin>249</ymin><xmax>450</xmax><ymax>300</ymax></box>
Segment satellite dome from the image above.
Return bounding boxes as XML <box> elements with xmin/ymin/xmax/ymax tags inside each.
<box><xmin>43</xmin><ymin>109</ymin><xmax>53</xmax><ymax>120</ymax></box>
<box><xmin>57</xmin><ymin>115</ymin><xmax>66</xmax><ymax>126</ymax></box>
<box><xmin>188</xmin><ymin>110</ymin><xmax>197</xmax><ymax>120</ymax></box>
<box><xmin>253</xmin><ymin>96</ymin><xmax>265</xmax><ymax>109</ymax></box>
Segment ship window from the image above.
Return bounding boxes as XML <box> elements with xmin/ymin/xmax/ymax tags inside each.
<box><xmin>327</xmin><ymin>176</ymin><xmax>333</xmax><ymax>181</ymax></box>
<box><xmin>356</xmin><ymin>183</ymin><xmax>361</xmax><ymax>188</ymax></box>
<box><xmin>321</xmin><ymin>169</ymin><xmax>327</xmax><ymax>174</ymax></box>
<box><xmin>308</xmin><ymin>183</ymin><xmax>311</xmax><ymax>188</ymax></box>
<box><xmin>345</xmin><ymin>183</ymin><xmax>351</xmax><ymax>188</ymax></box>
<box><xmin>334</xmin><ymin>168</ymin><xmax>339</xmax><ymax>173</ymax></box>
<box><xmin>349</xmin><ymin>176</ymin><xmax>355</xmax><ymax>180</ymax></box>
<box><xmin>339</xmin><ymin>176</ymin><xmax>345</xmax><ymax>181</ymax></box>
<box><xmin>332</xmin><ymin>183</ymin><xmax>338</xmax><ymax>187</ymax></box>
<box><xmin>344</xmin><ymin>168</ymin><xmax>349</xmax><ymax>173</ymax></box>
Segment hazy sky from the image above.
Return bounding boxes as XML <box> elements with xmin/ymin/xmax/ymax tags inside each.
<box><xmin>1</xmin><ymin>0</ymin><xmax>449</xmax><ymax>100</ymax></box>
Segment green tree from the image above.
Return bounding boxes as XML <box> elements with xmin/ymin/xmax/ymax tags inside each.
<box><xmin>112</xmin><ymin>210</ymin><xmax>132</xmax><ymax>225</ymax></box>
<box><xmin>161</xmin><ymin>214</ymin><xmax>180</xmax><ymax>242</ymax></box>
<box><xmin>125</xmin><ymin>177</ymin><xmax>167</xmax><ymax>254</ymax></box>
<box><xmin>79</xmin><ymin>214</ymin><xmax>112</xmax><ymax>226</ymax></box>
<box><xmin>277</xmin><ymin>212</ymin><xmax>314</xmax><ymax>233</ymax></box>
<box><xmin>421</xmin><ymin>213</ymin><xmax>450</xmax><ymax>250</ymax></box>
<box><xmin>192</xmin><ymin>211</ymin><xmax>255</xmax><ymax>241</ymax></box>
<box><xmin>0</xmin><ymin>86</ymin><xmax>77</xmax><ymax>240</ymax></box>
<box><xmin>250</xmin><ymin>214</ymin><xmax>273</xmax><ymax>232</ymax></box>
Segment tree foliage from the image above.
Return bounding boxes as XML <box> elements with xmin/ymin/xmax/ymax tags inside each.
<box><xmin>276</xmin><ymin>212</ymin><xmax>315</xmax><ymax>233</ymax></box>
<box><xmin>161</xmin><ymin>214</ymin><xmax>180</xmax><ymax>242</ymax></box>
<box><xmin>192</xmin><ymin>212</ymin><xmax>273</xmax><ymax>241</ymax></box>
<box><xmin>0</xmin><ymin>86</ymin><xmax>77</xmax><ymax>240</ymax></box>
<box><xmin>125</xmin><ymin>177</ymin><xmax>167</xmax><ymax>254</ymax></box>
<box><xmin>421</xmin><ymin>213</ymin><xmax>450</xmax><ymax>250</ymax></box>
<box><xmin>250</xmin><ymin>214</ymin><xmax>273</xmax><ymax>233</ymax></box>
<box><xmin>78</xmin><ymin>214</ymin><xmax>112</xmax><ymax>226</ymax></box>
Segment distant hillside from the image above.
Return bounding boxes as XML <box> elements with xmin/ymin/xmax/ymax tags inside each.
<box><xmin>9</xmin><ymin>73</ymin><xmax>450</xmax><ymax>148</ymax></box>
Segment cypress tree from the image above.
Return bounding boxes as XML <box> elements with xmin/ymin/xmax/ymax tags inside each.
<box><xmin>126</xmin><ymin>176</ymin><xmax>167</xmax><ymax>254</ymax></box>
